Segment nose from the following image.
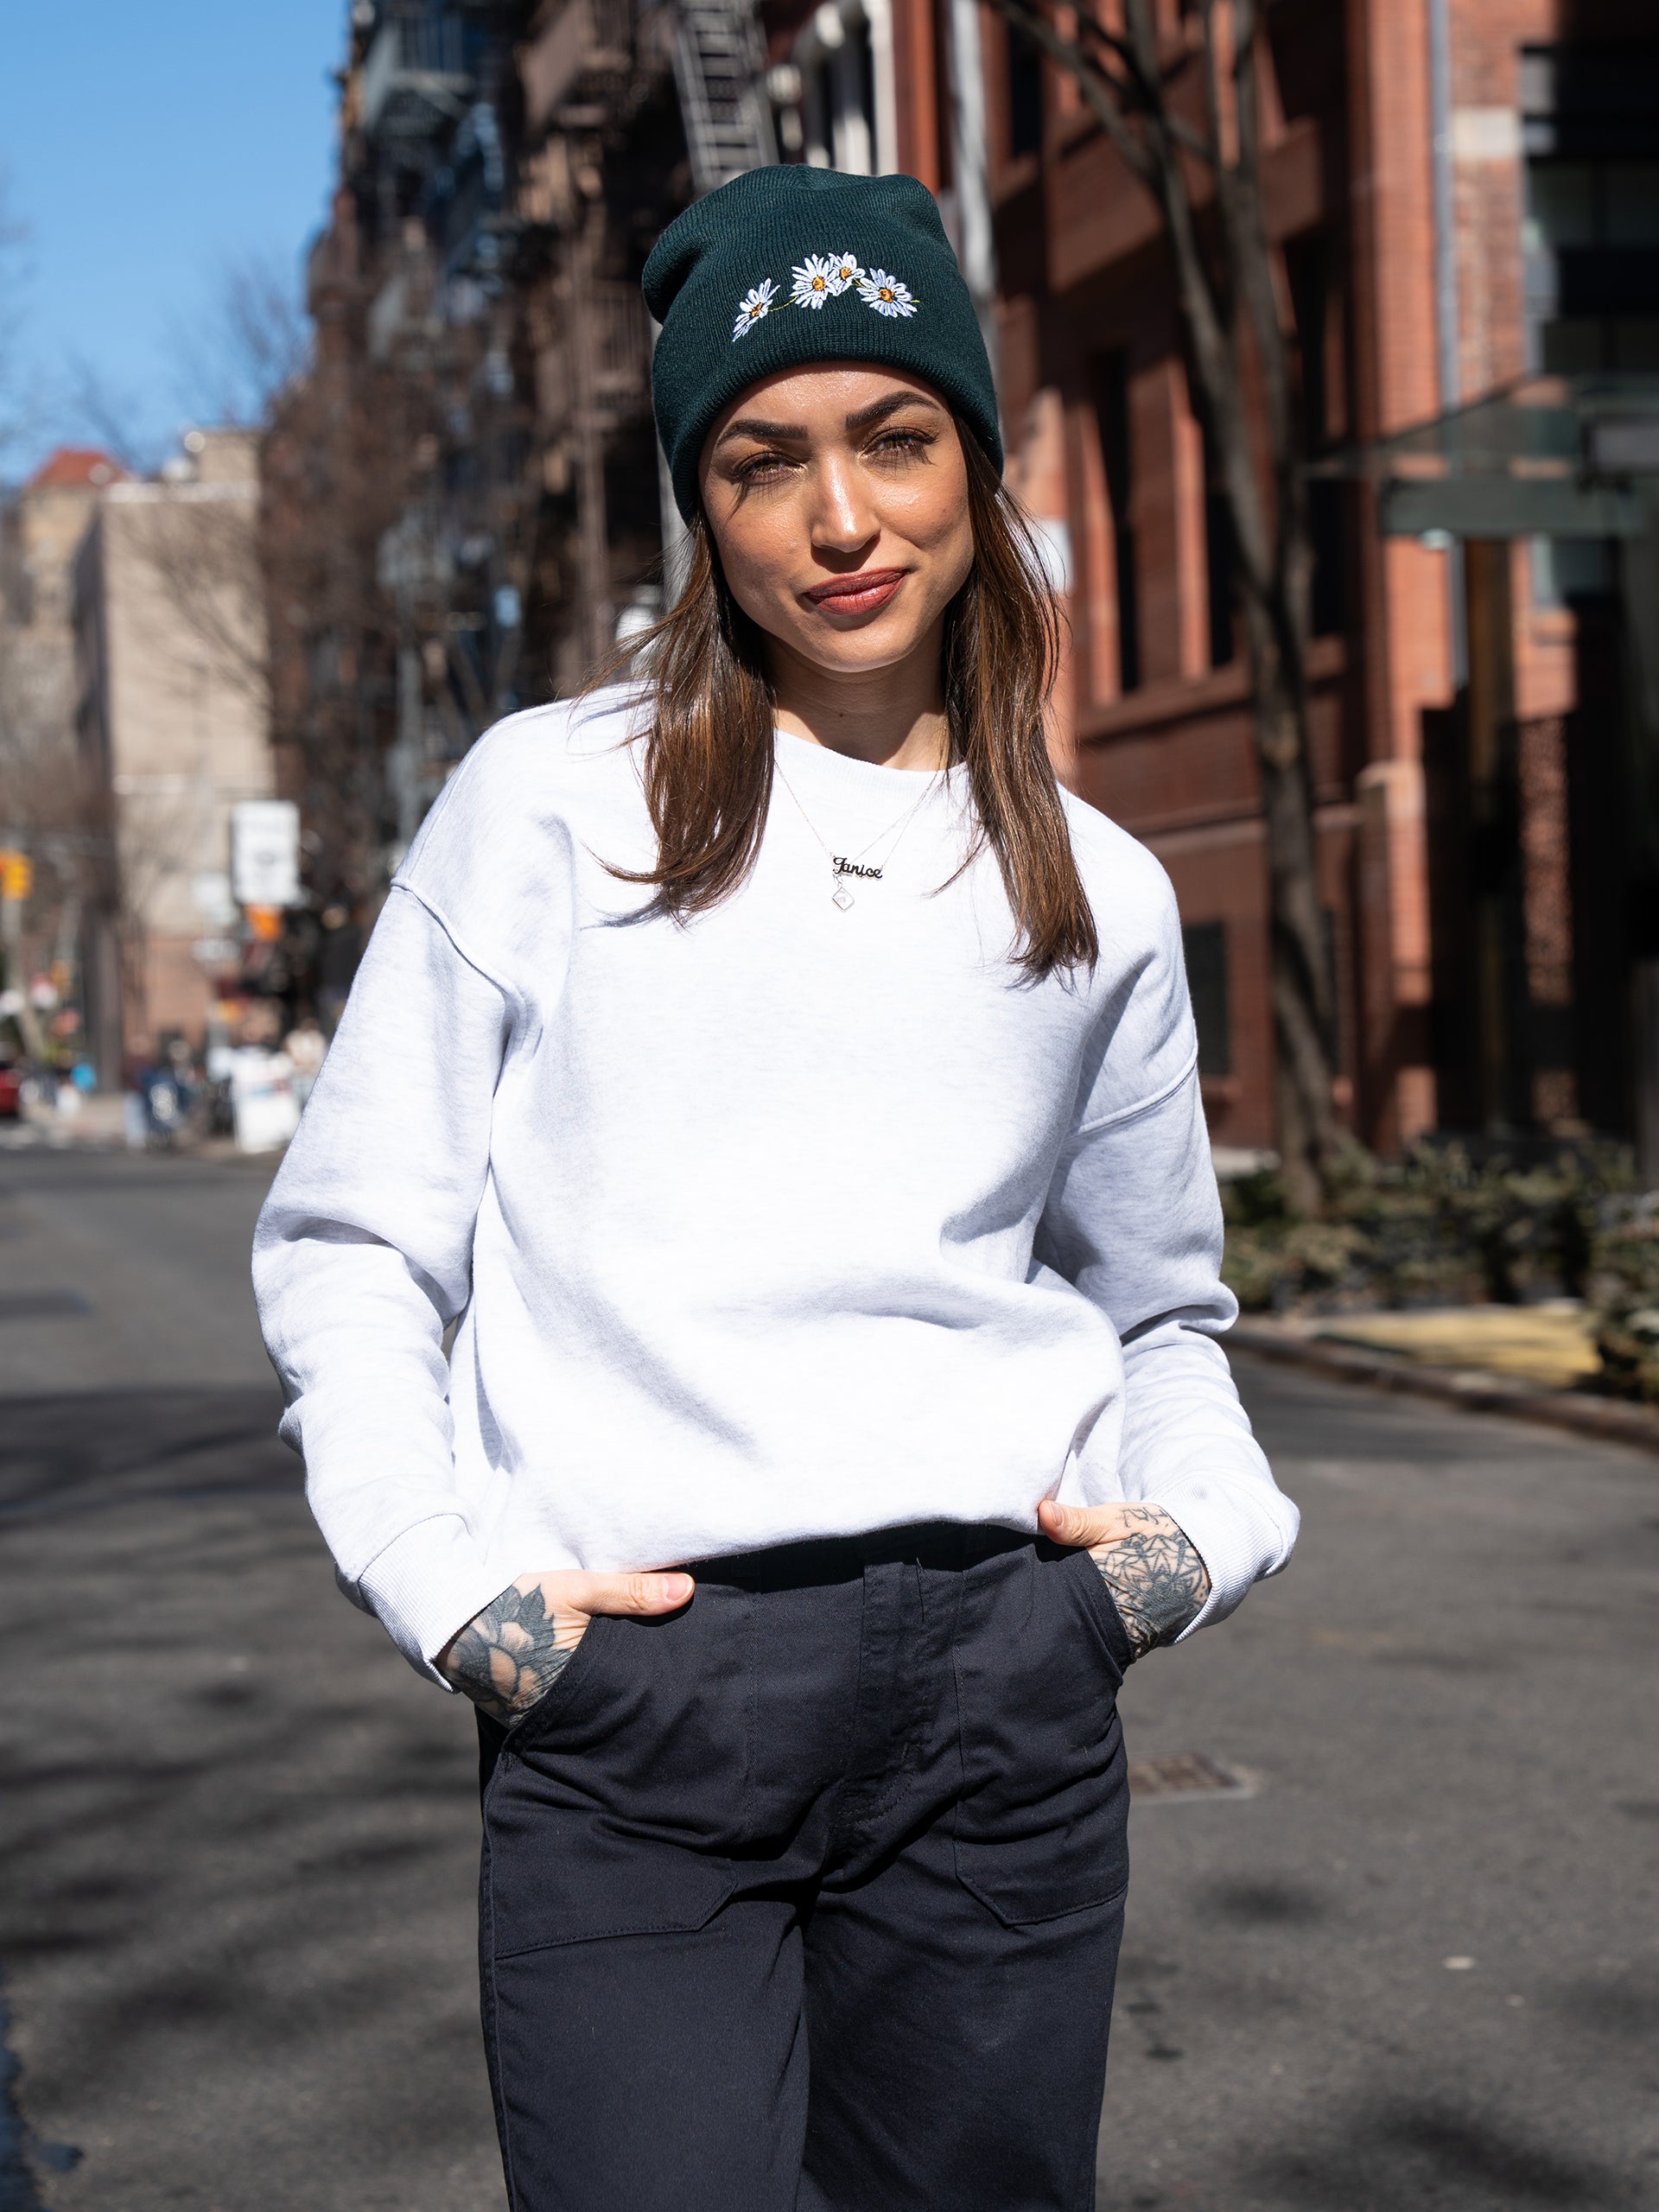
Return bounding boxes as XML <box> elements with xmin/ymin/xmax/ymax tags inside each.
<box><xmin>807</xmin><ymin>450</ymin><xmax>878</xmax><ymax>558</ymax></box>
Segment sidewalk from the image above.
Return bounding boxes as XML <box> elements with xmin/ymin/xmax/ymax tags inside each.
<box><xmin>1230</xmin><ymin>1302</ymin><xmax>1659</xmax><ymax>1456</ymax></box>
<box><xmin>0</xmin><ymin>1096</ymin><xmax>280</xmax><ymax>1162</ymax></box>
<box><xmin>0</xmin><ymin>1095</ymin><xmax>129</xmax><ymax>1151</ymax></box>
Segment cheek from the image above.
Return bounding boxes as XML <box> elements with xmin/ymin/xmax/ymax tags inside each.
<box><xmin>886</xmin><ymin>447</ymin><xmax>970</xmax><ymax>545</ymax></box>
<box><xmin>708</xmin><ymin>505</ymin><xmax>804</xmax><ymax>623</ymax></box>
<box><xmin>899</xmin><ymin>476</ymin><xmax>975</xmax><ymax>597</ymax></box>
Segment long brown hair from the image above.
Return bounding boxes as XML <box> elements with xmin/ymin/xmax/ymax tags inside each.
<box><xmin>596</xmin><ymin>427</ymin><xmax>1097</xmax><ymax>977</ymax></box>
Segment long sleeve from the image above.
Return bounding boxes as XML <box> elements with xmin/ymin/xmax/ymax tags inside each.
<box><xmin>251</xmin><ymin>883</ymin><xmax>520</xmax><ymax>1681</ymax></box>
<box><xmin>1035</xmin><ymin>867</ymin><xmax>1299</xmax><ymax>1632</ymax></box>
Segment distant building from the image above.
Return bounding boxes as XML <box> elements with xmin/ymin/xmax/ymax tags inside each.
<box><xmin>72</xmin><ymin>429</ymin><xmax>276</xmax><ymax>1072</ymax></box>
<box><xmin>0</xmin><ymin>447</ymin><xmax>130</xmax><ymax>798</ymax></box>
<box><xmin>0</xmin><ymin>448</ymin><xmax>130</xmax><ymax>1030</ymax></box>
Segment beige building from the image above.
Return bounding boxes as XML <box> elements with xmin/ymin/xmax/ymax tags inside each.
<box><xmin>0</xmin><ymin>448</ymin><xmax>126</xmax><ymax>738</ymax></box>
<box><xmin>0</xmin><ymin>449</ymin><xmax>129</xmax><ymax>1014</ymax></box>
<box><xmin>73</xmin><ymin>429</ymin><xmax>275</xmax><ymax>1068</ymax></box>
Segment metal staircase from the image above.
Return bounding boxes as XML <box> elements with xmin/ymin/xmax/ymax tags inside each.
<box><xmin>670</xmin><ymin>0</ymin><xmax>776</xmax><ymax>194</ymax></box>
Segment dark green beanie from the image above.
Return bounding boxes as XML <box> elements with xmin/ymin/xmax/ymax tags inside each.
<box><xmin>644</xmin><ymin>167</ymin><xmax>1001</xmax><ymax>521</ymax></box>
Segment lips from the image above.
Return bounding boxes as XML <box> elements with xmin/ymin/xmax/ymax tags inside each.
<box><xmin>802</xmin><ymin>569</ymin><xmax>907</xmax><ymax>616</ymax></box>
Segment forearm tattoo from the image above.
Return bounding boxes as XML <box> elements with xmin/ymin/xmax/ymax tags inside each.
<box><xmin>439</xmin><ymin>1581</ymin><xmax>572</xmax><ymax>1725</ymax></box>
<box><xmin>1091</xmin><ymin>1505</ymin><xmax>1211</xmax><ymax>1661</ymax></box>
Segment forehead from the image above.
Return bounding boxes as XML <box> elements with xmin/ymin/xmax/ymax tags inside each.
<box><xmin>709</xmin><ymin>364</ymin><xmax>946</xmax><ymax>440</ymax></box>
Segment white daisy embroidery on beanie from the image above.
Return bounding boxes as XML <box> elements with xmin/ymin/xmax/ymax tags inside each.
<box><xmin>730</xmin><ymin>257</ymin><xmax>920</xmax><ymax>343</ymax></box>
<box><xmin>856</xmin><ymin>268</ymin><xmax>918</xmax><ymax>319</ymax></box>
<box><xmin>731</xmin><ymin>279</ymin><xmax>779</xmax><ymax>340</ymax></box>
<box><xmin>791</xmin><ymin>255</ymin><xmax>838</xmax><ymax>308</ymax></box>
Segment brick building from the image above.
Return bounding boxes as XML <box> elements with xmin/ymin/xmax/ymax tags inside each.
<box><xmin>753</xmin><ymin>0</ymin><xmax>1659</xmax><ymax>1161</ymax></box>
<box><xmin>283</xmin><ymin>2</ymin><xmax>1657</xmax><ymax>1160</ymax></box>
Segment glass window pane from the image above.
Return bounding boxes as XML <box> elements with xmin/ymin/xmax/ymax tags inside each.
<box><xmin>1605</xmin><ymin>165</ymin><xmax>1659</xmax><ymax>246</ymax></box>
<box><xmin>1611</xmin><ymin>317</ymin><xmax>1659</xmax><ymax>371</ymax></box>
<box><xmin>1527</xmin><ymin>163</ymin><xmax>1598</xmax><ymax>247</ymax></box>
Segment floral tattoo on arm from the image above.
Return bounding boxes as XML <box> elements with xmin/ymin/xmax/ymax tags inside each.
<box><xmin>438</xmin><ymin>1580</ymin><xmax>573</xmax><ymax>1725</ymax></box>
<box><xmin>1091</xmin><ymin>1504</ymin><xmax>1211</xmax><ymax>1660</ymax></box>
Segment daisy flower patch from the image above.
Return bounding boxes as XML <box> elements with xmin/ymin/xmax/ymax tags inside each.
<box><xmin>856</xmin><ymin>268</ymin><xmax>918</xmax><ymax>319</ymax></box>
<box><xmin>826</xmin><ymin>253</ymin><xmax>863</xmax><ymax>294</ymax></box>
<box><xmin>731</xmin><ymin>278</ymin><xmax>779</xmax><ymax>340</ymax></box>
<box><xmin>791</xmin><ymin>255</ymin><xmax>839</xmax><ymax>309</ymax></box>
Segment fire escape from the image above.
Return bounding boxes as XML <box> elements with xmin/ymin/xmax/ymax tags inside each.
<box><xmin>671</xmin><ymin>0</ymin><xmax>777</xmax><ymax>194</ymax></box>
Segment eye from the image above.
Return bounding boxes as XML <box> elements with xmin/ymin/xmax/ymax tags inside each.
<box><xmin>731</xmin><ymin>448</ymin><xmax>795</xmax><ymax>483</ymax></box>
<box><xmin>868</xmin><ymin>426</ymin><xmax>935</xmax><ymax>461</ymax></box>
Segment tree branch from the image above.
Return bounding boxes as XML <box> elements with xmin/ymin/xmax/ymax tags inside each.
<box><xmin>989</xmin><ymin>0</ymin><xmax>1158</xmax><ymax>187</ymax></box>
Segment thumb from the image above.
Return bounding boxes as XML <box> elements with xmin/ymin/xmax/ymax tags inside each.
<box><xmin>1038</xmin><ymin>1497</ymin><xmax>1091</xmax><ymax>1548</ymax></box>
<box><xmin>582</xmin><ymin>1569</ymin><xmax>696</xmax><ymax>1618</ymax></box>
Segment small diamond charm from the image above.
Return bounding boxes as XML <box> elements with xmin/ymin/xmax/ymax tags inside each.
<box><xmin>832</xmin><ymin>879</ymin><xmax>855</xmax><ymax>911</ymax></box>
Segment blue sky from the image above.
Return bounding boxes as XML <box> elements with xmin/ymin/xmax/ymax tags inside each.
<box><xmin>1</xmin><ymin>0</ymin><xmax>345</xmax><ymax>475</ymax></box>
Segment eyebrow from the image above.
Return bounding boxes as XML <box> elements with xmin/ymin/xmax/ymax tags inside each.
<box><xmin>844</xmin><ymin>391</ymin><xmax>944</xmax><ymax>431</ymax></box>
<box><xmin>715</xmin><ymin>390</ymin><xmax>945</xmax><ymax>450</ymax></box>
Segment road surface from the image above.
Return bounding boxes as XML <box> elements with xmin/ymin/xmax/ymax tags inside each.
<box><xmin>0</xmin><ymin>1148</ymin><xmax>1653</xmax><ymax>2210</ymax></box>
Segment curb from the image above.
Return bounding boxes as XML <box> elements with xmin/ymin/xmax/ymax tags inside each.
<box><xmin>1228</xmin><ymin>1319</ymin><xmax>1659</xmax><ymax>1459</ymax></box>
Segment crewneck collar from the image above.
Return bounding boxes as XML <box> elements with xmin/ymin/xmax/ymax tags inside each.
<box><xmin>772</xmin><ymin>727</ymin><xmax>968</xmax><ymax>814</ymax></box>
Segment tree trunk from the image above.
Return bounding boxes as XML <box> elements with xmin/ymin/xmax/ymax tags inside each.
<box><xmin>1243</xmin><ymin>587</ymin><xmax>1339</xmax><ymax>1212</ymax></box>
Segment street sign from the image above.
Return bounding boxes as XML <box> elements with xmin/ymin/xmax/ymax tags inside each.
<box><xmin>231</xmin><ymin>801</ymin><xmax>301</xmax><ymax>909</ymax></box>
<box><xmin>0</xmin><ymin>851</ymin><xmax>33</xmax><ymax>900</ymax></box>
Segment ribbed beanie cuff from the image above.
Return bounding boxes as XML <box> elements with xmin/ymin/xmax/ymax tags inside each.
<box><xmin>644</xmin><ymin>167</ymin><xmax>1001</xmax><ymax>520</ymax></box>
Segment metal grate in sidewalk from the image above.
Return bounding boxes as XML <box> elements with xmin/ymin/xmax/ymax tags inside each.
<box><xmin>1128</xmin><ymin>1753</ymin><xmax>1253</xmax><ymax>1802</ymax></box>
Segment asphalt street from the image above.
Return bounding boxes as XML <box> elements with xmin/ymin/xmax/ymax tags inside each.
<box><xmin>0</xmin><ymin>1147</ymin><xmax>1654</xmax><ymax>2211</ymax></box>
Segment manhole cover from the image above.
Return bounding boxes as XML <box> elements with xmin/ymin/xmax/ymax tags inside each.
<box><xmin>0</xmin><ymin>1289</ymin><xmax>92</xmax><ymax>1321</ymax></box>
<box><xmin>1128</xmin><ymin>1752</ymin><xmax>1252</xmax><ymax>1802</ymax></box>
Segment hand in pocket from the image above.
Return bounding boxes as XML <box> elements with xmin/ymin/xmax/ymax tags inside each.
<box><xmin>1038</xmin><ymin>1500</ymin><xmax>1210</xmax><ymax>1662</ymax></box>
<box><xmin>437</xmin><ymin>1568</ymin><xmax>695</xmax><ymax>1725</ymax></box>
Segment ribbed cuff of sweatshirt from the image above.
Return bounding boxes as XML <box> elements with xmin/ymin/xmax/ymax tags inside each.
<box><xmin>1143</xmin><ymin>1470</ymin><xmax>1299</xmax><ymax>1639</ymax></box>
<box><xmin>354</xmin><ymin>1515</ymin><xmax>512</xmax><ymax>1688</ymax></box>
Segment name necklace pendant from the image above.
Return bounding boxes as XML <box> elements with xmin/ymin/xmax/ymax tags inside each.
<box><xmin>773</xmin><ymin>759</ymin><xmax>944</xmax><ymax>911</ymax></box>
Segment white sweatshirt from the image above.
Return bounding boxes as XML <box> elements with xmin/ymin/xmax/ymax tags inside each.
<box><xmin>252</xmin><ymin>690</ymin><xmax>1297</xmax><ymax>1683</ymax></box>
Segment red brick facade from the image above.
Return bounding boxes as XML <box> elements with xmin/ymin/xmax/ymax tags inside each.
<box><xmin>762</xmin><ymin>0</ymin><xmax>1659</xmax><ymax>1154</ymax></box>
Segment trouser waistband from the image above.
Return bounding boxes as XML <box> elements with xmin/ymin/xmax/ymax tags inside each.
<box><xmin>684</xmin><ymin>1518</ymin><xmax>1038</xmax><ymax>1592</ymax></box>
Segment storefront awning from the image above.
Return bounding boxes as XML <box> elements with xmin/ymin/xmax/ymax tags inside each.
<box><xmin>1315</xmin><ymin>373</ymin><xmax>1659</xmax><ymax>539</ymax></box>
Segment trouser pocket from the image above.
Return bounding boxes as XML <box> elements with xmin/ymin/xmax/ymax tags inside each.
<box><xmin>952</xmin><ymin>1541</ymin><xmax>1131</xmax><ymax>1926</ymax></box>
<box><xmin>482</xmin><ymin>1592</ymin><xmax>751</xmax><ymax>1956</ymax></box>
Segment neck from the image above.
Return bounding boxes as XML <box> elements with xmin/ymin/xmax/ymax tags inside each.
<box><xmin>768</xmin><ymin>627</ymin><xmax>949</xmax><ymax>772</ymax></box>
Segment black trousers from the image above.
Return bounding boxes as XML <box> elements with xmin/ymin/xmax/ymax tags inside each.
<box><xmin>476</xmin><ymin>1524</ymin><xmax>1133</xmax><ymax>2212</ymax></box>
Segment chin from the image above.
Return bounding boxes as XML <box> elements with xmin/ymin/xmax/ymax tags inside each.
<box><xmin>801</xmin><ymin>633</ymin><xmax>925</xmax><ymax>678</ymax></box>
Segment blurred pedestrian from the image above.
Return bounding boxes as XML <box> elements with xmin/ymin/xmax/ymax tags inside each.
<box><xmin>253</xmin><ymin>167</ymin><xmax>1298</xmax><ymax>2212</ymax></box>
<box><xmin>282</xmin><ymin>1015</ymin><xmax>327</xmax><ymax>1109</ymax></box>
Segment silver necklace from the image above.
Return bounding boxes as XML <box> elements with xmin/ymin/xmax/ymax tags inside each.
<box><xmin>773</xmin><ymin>757</ymin><xmax>944</xmax><ymax>910</ymax></box>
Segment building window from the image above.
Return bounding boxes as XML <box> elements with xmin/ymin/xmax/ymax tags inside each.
<box><xmin>1285</xmin><ymin>232</ymin><xmax>1345</xmax><ymax>638</ymax></box>
<box><xmin>1091</xmin><ymin>352</ymin><xmax>1140</xmax><ymax>695</ymax></box>
<box><xmin>1521</xmin><ymin>45</ymin><xmax>1659</xmax><ymax>372</ymax></box>
<box><xmin>1007</xmin><ymin>22</ymin><xmax>1043</xmax><ymax>160</ymax></box>
<box><xmin>1199</xmin><ymin>411</ymin><xmax>1236</xmax><ymax>669</ymax></box>
<box><xmin>1182</xmin><ymin>921</ymin><xmax>1231</xmax><ymax>1077</ymax></box>
<box><xmin>1530</xmin><ymin>535</ymin><xmax>1615</xmax><ymax>606</ymax></box>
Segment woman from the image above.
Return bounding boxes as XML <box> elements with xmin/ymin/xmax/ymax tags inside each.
<box><xmin>253</xmin><ymin>165</ymin><xmax>1297</xmax><ymax>2212</ymax></box>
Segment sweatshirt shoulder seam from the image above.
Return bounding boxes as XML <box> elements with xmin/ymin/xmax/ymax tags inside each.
<box><xmin>1072</xmin><ymin>1046</ymin><xmax>1199</xmax><ymax>1138</ymax></box>
<box><xmin>388</xmin><ymin>880</ymin><xmax>526</xmax><ymax>1014</ymax></box>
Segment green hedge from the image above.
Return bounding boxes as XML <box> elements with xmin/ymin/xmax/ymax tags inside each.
<box><xmin>1220</xmin><ymin>1138</ymin><xmax>1659</xmax><ymax>1401</ymax></box>
<box><xmin>1222</xmin><ymin>1141</ymin><xmax>1620</xmax><ymax>1309</ymax></box>
<box><xmin>1586</xmin><ymin>1199</ymin><xmax>1659</xmax><ymax>1402</ymax></box>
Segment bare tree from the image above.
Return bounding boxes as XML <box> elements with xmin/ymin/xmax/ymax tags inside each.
<box><xmin>984</xmin><ymin>0</ymin><xmax>1338</xmax><ymax>1211</ymax></box>
<box><xmin>168</xmin><ymin>247</ymin><xmax>311</xmax><ymax>433</ymax></box>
